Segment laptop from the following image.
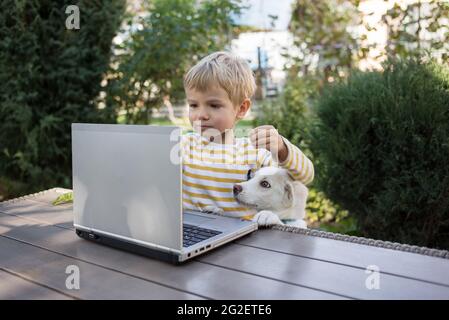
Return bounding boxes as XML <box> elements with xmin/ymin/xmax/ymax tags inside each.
<box><xmin>71</xmin><ymin>123</ymin><xmax>258</xmax><ymax>264</ymax></box>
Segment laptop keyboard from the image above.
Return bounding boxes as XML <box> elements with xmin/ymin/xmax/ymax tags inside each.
<box><xmin>183</xmin><ymin>224</ymin><xmax>222</xmax><ymax>248</ymax></box>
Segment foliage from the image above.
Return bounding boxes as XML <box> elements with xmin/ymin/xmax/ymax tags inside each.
<box><xmin>305</xmin><ymin>188</ymin><xmax>357</xmax><ymax>235</ymax></box>
<box><xmin>53</xmin><ymin>192</ymin><xmax>73</xmax><ymax>205</ymax></box>
<box><xmin>286</xmin><ymin>0</ymin><xmax>449</xmax><ymax>86</ymax></box>
<box><xmin>0</xmin><ymin>0</ymin><xmax>126</xmax><ymax>198</ymax></box>
<box><xmin>105</xmin><ymin>0</ymin><xmax>245</xmax><ymax>124</ymax></box>
<box><xmin>308</xmin><ymin>58</ymin><xmax>449</xmax><ymax>249</ymax></box>
<box><xmin>383</xmin><ymin>1</ymin><xmax>449</xmax><ymax>61</ymax></box>
<box><xmin>287</xmin><ymin>0</ymin><xmax>363</xmax><ymax>83</ymax></box>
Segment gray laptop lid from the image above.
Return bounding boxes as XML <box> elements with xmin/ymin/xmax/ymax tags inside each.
<box><xmin>72</xmin><ymin>123</ymin><xmax>182</xmax><ymax>251</ymax></box>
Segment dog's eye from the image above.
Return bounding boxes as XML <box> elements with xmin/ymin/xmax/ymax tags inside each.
<box><xmin>260</xmin><ymin>180</ymin><xmax>271</xmax><ymax>188</ymax></box>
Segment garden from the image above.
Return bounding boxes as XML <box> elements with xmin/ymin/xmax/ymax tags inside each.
<box><xmin>1</xmin><ymin>0</ymin><xmax>448</xmax><ymax>250</ymax></box>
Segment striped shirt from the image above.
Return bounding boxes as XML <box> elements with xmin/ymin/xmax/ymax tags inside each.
<box><xmin>181</xmin><ymin>132</ymin><xmax>314</xmax><ymax>218</ymax></box>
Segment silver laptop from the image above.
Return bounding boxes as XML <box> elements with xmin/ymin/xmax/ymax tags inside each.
<box><xmin>71</xmin><ymin>123</ymin><xmax>257</xmax><ymax>264</ymax></box>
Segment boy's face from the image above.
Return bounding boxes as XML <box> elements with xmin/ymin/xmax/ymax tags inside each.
<box><xmin>186</xmin><ymin>85</ymin><xmax>250</xmax><ymax>139</ymax></box>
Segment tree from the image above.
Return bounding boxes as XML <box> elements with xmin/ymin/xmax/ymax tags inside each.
<box><xmin>287</xmin><ymin>0</ymin><xmax>363</xmax><ymax>84</ymax></box>
<box><xmin>382</xmin><ymin>0</ymin><xmax>449</xmax><ymax>62</ymax></box>
<box><xmin>105</xmin><ymin>0</ymin><xmax>245</xmax><ymax>124</ymax></box>
<box><xmin>0</xmin><ymin>1</ymin><xmax>126</xmax><ymax>197</ymax></box>
<box><xmin>286</xmin><ymin>0</ymin><xmax>448</xmax><ymax>86</ymax></box>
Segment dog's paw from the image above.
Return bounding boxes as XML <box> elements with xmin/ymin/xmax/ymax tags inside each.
<box><xmin>252</xmin><ymin>210</ymin><xmax>283</xmax><ymax>227</ymax></box>
<box><xmin>201</xmin><ymin>205</ymin><xmax>224</xmax><ymax>215</ymax></box>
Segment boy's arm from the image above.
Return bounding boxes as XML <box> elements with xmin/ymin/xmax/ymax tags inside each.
<box><xmin>257</xmin><ymin>138</ymin><xmax>314</xmax><ymax>185</ymax></box>
<box><xmin>278</xmin><ymin>137</ymin><xmax>314</xmax><ymax>185</ymax></box>
<box><xmin>251</xmin><ymin>126</ymin><xmax>314</xmax><ymax>185</ymax></box>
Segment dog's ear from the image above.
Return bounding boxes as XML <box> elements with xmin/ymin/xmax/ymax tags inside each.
<box><xmin>283</xmin><ymin>181</ymin><xmax>294</xmax><ymax>208</ymax></box>
<box><xmin>247</xmin><ymin>169</ymin><xmax>255</xmax><ymax>180</ymax></box>
<box><xmin>285</xmin><ymin>171</ymin><xmax>295</xmax><ymax>181</ymax></box>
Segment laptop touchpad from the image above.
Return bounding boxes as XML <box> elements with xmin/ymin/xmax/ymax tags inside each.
<box><xmin>183</xmin><ymin>212</ymin><xmax>217</xmax><ymax>226</ymax></box>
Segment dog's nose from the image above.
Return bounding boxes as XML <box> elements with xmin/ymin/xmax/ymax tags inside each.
<box><xmin>233</xmin><ymin>184</ymin><xmax>243</xmax><ymax>195</ymax></box>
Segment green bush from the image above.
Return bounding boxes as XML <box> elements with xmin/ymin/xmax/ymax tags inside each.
<box><xmin>0</xmin><ymin>1</ymin><xmax>125</xmax><ymax>198</ymax></box>
<box><xmin>305</xmin><ymin>188</ymin><xmax>358</xmax><ymax>235</ymax></box>
<box><xmin>309</xmin><ymin>58</ymin><xmax>449</xmax><ymax>249</ymax></box>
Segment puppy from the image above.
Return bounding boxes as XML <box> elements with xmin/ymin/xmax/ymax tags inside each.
<box><xmin>233</xmin><ymin>167</ymin><xmax>308</xmax><ymax>228</ymax></box>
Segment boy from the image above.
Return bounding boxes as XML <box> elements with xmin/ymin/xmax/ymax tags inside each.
<box><xmin>182</xmin><ymin>51</ymin><xmax>314</xmax><ymax>221</ymax></box>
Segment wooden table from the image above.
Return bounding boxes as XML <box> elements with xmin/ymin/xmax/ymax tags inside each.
<box><xmin>1</xmin><ymin>188</ymin><xmax>448</xmax><ymax>300</ymax></box>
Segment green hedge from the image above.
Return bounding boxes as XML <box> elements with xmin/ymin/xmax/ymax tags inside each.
<box><xmin>0</xmin><ymin>1</ymin><xmax>125</xmax><ymax>198</ymax></box>
<box><xmin>309</xmin><ymin>59</ymin><xmax>449</xmax><ymax>249</ymax></box>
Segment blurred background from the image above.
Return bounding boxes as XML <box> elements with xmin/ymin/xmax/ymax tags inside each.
<box><xmin>0</xmin><ymin>0</ymin><xmax>448</xmax><ymax>249</ymax></box>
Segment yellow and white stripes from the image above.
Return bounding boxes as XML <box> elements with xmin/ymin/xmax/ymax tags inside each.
<box><xmin>181</xmin><ymin>133</ymin><xmax>314</xmax><ymax>217</ymax></box>
<box><xmin>278</xmin><ymin>137</ymin><xmax>315</xmax><ymax>185</ymax></box>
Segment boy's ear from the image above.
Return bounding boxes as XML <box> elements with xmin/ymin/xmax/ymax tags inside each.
<box><xmin>236</xmin><ymin>98</ymin><xmax>251</xmax><ymax>119</ymax></box>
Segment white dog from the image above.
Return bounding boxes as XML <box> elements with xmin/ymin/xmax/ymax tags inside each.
<box><xmin>233</xmin><ymin>167</ymin><xmax>308</xmax><ymax>228</ymax></box>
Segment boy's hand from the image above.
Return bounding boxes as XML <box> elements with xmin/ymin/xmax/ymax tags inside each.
<box><xmin>250</xmin><ymin>125</ymin><xmax>288</xmax><ymax>163</ymax></box>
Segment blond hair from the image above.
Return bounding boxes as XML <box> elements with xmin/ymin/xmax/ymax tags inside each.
<box><xmin>183</xmin><ymin>51</ymin><xmax>257</xmax><ymax>106</ymax></box>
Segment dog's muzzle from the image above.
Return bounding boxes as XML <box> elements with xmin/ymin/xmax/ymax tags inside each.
<box><xmin>233</xmin><ymin>184</ymin><xmax>243</xmax><ymax>196</ymax></box>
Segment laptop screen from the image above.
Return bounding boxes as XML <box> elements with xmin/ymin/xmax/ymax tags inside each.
<box><xmin>72</xmin><ymin>124</ymin><xmax>183</xmax><ymax>251</ymax></box>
